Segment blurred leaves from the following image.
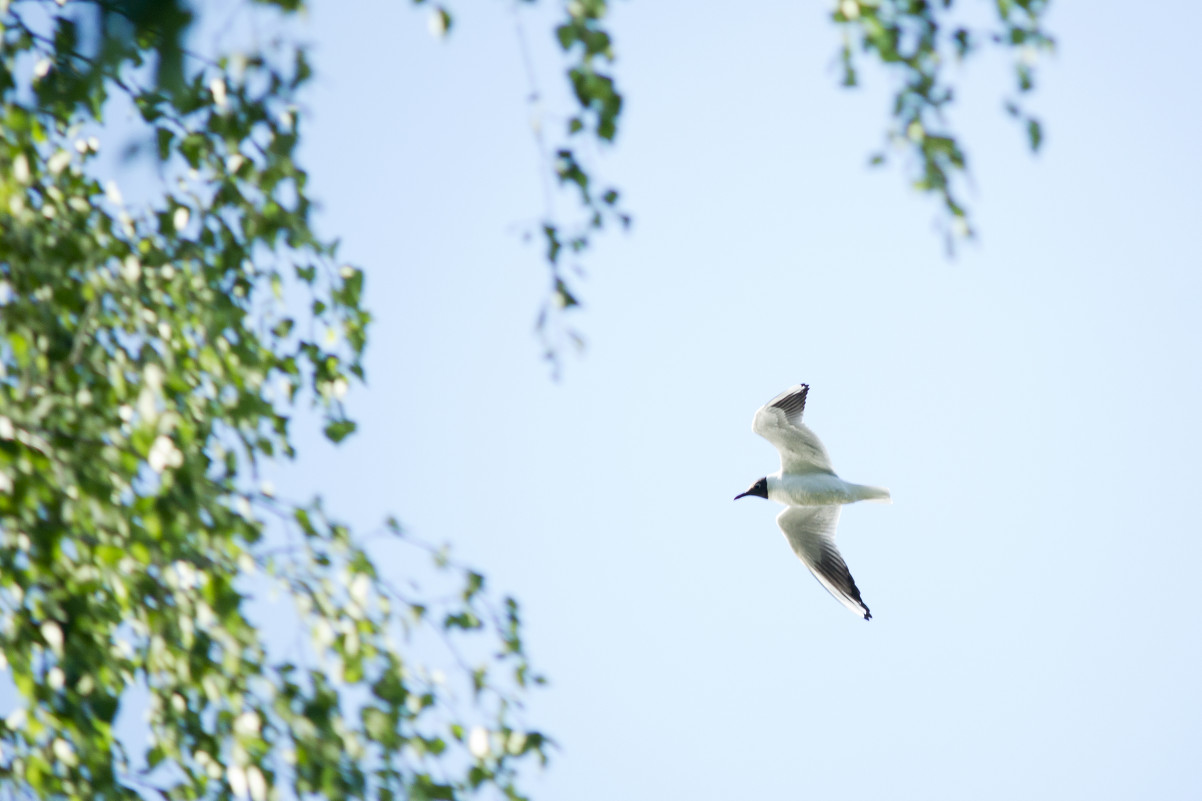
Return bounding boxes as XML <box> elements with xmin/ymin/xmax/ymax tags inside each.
<box><xmin>0</xmin><ymin>1</ymin><xmax>548</xmax><ymax>799</ymax></box>
<box><xmin>426</xmin><ymin>0</ymin><xmax>1055</xmax><ymax>372</ymax></box>
<box><xmin>432</xmin><ymin>0</ymin><xmax>628</xmax><ymax>373</ymax></box>
<box><xmin>833</xmin><ymin>0</ymin><xmax>1055</xmax><ymax>248</ymax></box>
<box><xmin>541</xmin><ymin>0</ymin><xmax>629</xmax><ymax>371</ymax></box>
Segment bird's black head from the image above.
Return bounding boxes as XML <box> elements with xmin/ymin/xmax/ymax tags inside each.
<box><xmin>734</xmin><ymin>477</ymin><xmax>768</xmax><ymax>501</ymax></box>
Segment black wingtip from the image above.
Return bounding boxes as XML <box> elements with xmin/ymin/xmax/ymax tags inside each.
<box><xmin>863</xmin><ymin>609</ymin><xmax>872</xmax><ymax>621</ymax></box>
<box><xmin>770</xmin><ymin>383</ymin><xmax>810</xmax><ymax>420</ymax></box>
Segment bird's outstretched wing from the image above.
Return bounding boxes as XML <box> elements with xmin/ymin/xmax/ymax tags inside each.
<box><xmin>752</xmin><ymin>383</ymin><xmax>835</xmax><ymax>474</ymax></box>
<box><xmin>776</xmin><ymin>505</ymin><xmax>871</xmax><ymax>620</ymax></box>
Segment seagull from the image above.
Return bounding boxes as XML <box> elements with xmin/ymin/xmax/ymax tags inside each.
<box><xmin>735</xmin><ymin>383</ymin><xmax>890</xmax><ymax>620</ymax></box>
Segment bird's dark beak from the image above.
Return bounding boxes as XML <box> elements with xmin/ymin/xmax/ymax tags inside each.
<box><xmin>734</xmin><ymin>477</ymin><xmax>768</xmax><ymax>501</ymax></box>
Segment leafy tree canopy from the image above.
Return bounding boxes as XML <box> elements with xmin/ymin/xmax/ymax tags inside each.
<box><xmin>1</xmin><ymin>1</ymin><xmax>546</xmax><ymax>799</ymax></box>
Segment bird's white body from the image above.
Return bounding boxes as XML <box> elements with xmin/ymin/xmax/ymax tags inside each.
<box><xmin>736</xmin><ymin>383</ymin><xmax>889</xmax><ymax>620</ymax></box>
<box><xmin>766</xmin><ymin>473</ymin><xmax>891</xmax><ymax>507</ymax></box>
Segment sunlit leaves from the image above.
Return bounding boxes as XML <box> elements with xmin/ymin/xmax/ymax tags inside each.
<box><xmin>0</xmin><ymin>1</ymin><xmax>547</xmax><ymax>799</ymax></box>
<box><xmin>832</xmin><ymin>0</ymin><xmax>1055</xmax><ymax>248</ymax></box>
<box><xmin>461</xmin><ymin>0</ymin><xmax>628</xmax><ymax>372</ymax></box>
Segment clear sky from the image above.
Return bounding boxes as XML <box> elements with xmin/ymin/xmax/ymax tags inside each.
<box><xmin>275</xmin><ymin>1</ymin><xmax>1199</xmax><ymax>799</ymax></box>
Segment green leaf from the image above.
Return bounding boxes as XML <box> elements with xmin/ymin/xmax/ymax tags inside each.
<box><xmin>323</xmin><ymin>418</ymin><xmax>357</xmax><ymax>443</ymax></box>
<box><xmin>555</xmin><ymin>24</ymin><xmax>575</xmax><ymax>50</ymax></box>
<box><xmin>156</xmin><ymin>128</ymin><xmax>174</xmax><ymax>161</ymax></box>
<box><xmin>1026</xmin><ymin>117</ymin><xmax>1043</xmax><ymax>152</ymax></box>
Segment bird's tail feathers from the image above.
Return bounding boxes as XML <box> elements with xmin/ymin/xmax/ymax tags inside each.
<box><xmin>854</xmin><ymin>484</ymin><xmax>892</xmax><ymax>504</ymax></box>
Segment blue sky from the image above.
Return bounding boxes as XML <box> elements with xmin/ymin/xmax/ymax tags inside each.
<box><xmin>245</xmin><ymin>1</ymin><xmax>1200</xmax><ymax>798</ymax></box>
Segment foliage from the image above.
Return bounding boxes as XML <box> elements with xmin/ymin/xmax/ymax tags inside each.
<box><xmin>0</xmin><ymin>1</ymin><xmax>546</xmax><ymax>799</ymax></box>
<box><xmin>435</xmin><ymin>0</ymin><xmax>1056</xmax><ymax>351</ymax></box>
<box><xmin>832</xmin><ymin>0</ymin><xmax>1055</xmax><ymax>245</ymax></box>
<box><xmin>512</xmin><ymin>0</ymin><xmax>631</xmax><ymax>369</ymax></box>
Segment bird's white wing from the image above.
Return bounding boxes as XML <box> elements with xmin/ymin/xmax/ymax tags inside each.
<box><xmin>776</xmin><ymin>505</ymin><xmax>871</xmax><ymax>620</ymax></box>
<box><xmin>752</xmin><ymin>384</ymin><xmax>835</xmax><ymax>474</ymax></box>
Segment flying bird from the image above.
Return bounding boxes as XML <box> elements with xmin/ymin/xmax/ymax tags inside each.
<box><xmin>735</xmin><ymin>383</ymin><xmax>890</xmax><ymax>620</ymax></box>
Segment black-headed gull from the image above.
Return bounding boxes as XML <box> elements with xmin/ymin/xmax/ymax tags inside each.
<box><xmin>735</xmin><ymin>383</ymin><xmax>890</xmax><ymax>620</ymax></box>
